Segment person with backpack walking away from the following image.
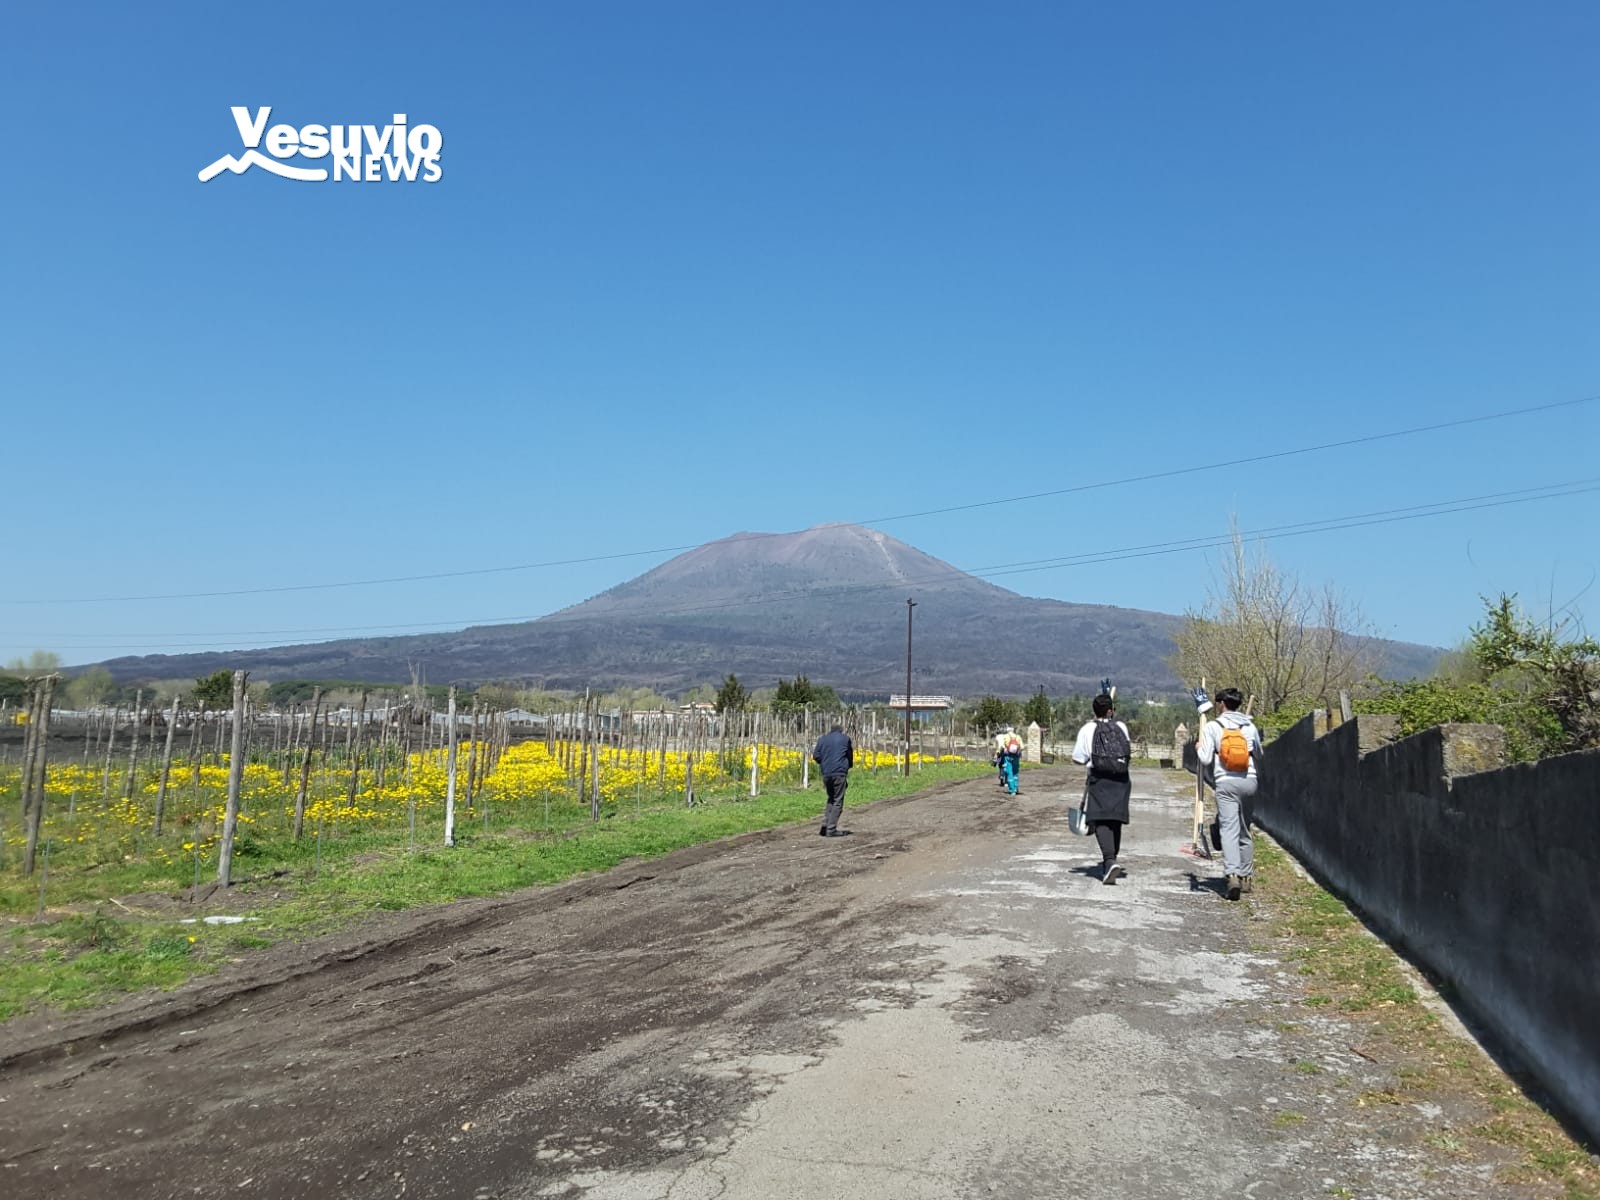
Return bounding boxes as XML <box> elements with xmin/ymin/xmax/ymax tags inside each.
<box><xmin>1196</xmin><ymin>687</ymin><xmax>1264</xmax><ymax>901</ymax></box>
<box><xmin>994</xmin><ymin>725</ymin><xmax>1024</xmax><ymax>795</ymax></box>
<box><xmin>1071</xmin><ymin>693</ymin><xmax>1133</xmax><ymax>884</ymax></box>
<box><xmin>811</xmin><ymin>723</ymin><xmax>854</xmax><ymax>838</ymax></box>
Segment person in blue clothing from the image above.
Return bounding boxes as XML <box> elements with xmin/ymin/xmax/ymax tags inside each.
<box><xmin>811</xmin><ymin>723</ymin><xmax>854</xmax><ymax>838</ymax></box>
<box><xmin>994</xmin><ymin>726</ymin><xmax>1024</xmax><ymax>795</ymax></box>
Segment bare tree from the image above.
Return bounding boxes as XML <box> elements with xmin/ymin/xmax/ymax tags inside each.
<box><xmin>1170</xmin><ymin>528</ymin><xmax>1374</xmax><ymax>715</ymax></box>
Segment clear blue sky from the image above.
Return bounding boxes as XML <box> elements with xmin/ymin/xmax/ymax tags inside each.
<box><xmin>3</xmin><ymin>1</ymin><xmax>1596</xmax><ymax>667</ymax></box>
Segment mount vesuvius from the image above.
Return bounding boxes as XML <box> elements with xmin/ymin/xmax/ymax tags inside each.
<box><xmin>93</xmin><ymin>524</ymin><xmax>1436</xmax><ymax>695</ymax></box>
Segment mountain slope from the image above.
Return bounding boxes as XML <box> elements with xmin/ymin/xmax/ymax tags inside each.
<box><xmin>94</xmin><ymin>524</ymin><xmax>1439</xmax><ymax>695</ymax></box>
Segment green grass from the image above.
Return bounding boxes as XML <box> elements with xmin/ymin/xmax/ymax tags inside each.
<box><xmin>1252</xmin><ymin>840</ymin><xmax>1597</xmax><ymax>1199</ymax></box>
<box><xmin>0</xmin><ymin>762</ymin><xmax>986</xmax><ymax>1021</ymax></box>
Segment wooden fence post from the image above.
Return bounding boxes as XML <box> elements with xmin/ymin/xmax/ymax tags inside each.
<box><xmin>17</xmin><ymin>683</ymin><xmax>40</xmax><ymax>827</ymax></box>
<box><xmin>21</xmin><ymin>675</ymin><xmax>58</xmax><ymax>876</ymax></box>
<box><xmin>153</xmin><ymin>694</ymin><xmax>180</xmax><ymax>836</ymax></box>
<box><xmin>344</xmin><ymin>689</ymin><xmax>368</xmax><ymax>808</ymax></box>
<box><xmin>749</xmin><ymin>710</ymin><xmax>761</xmax><ymax>797</ymax></box>
<box><xmin>588</xmin><ymin>695</ymin><xmax>602</xmax><ymax>822</ymax></box>
<box><xmin>293</xmin><ymin>688</ymin><xmax>323</xmax><ymax>841</ymax></box>
<box><xmin>216</xmin><ymin>670</ymin><xmax>248</xmax><ymax>886</ymax></box>
<box><xmin>443</xmin><ymin>687</ymin><xmax>459</xmax><ymax>847</ymax></box>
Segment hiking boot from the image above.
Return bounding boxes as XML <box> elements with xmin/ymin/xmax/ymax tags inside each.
<box><xmin>1225</xmin><ymin>874</ymin><xmax>1241</xmax><ymax>901</ymax></box>
<box><xmin>1240</xmin><ymin>874</ymin><xmax>1253</xmax><ymax>894</ymax></box>
<box><xmin>819</xmin><ymin>826</ymin><xmax>829</xmax><ymax>836</ymax></box>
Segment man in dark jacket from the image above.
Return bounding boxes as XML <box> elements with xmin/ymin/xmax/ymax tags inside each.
<box><xmin>811</xmin><ymin>724</ymin><xmax>854</xmax><ymax>838</ymax></box>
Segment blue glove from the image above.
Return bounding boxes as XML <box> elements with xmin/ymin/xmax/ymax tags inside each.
<box><xmin>1191</xmin><ymin>686</ymin><xmax>1213</xmax><ymax>713</ymax></box>
<box><xmin>1100</xmin><ymin>677</ymin><xmax>1113</xmax><ymax>697</ymax></box>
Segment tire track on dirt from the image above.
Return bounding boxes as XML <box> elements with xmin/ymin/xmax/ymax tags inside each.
<box><xmin>0</xmin><ymin>776</ymin><xmax>976</xmax><ymax>1074</ymax></box>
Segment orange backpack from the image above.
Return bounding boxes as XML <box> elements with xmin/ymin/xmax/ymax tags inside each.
<box><xmin>1218</xmin><ymin>725</ymin><xmax>1252</xmax><ymax>773</ymax></box>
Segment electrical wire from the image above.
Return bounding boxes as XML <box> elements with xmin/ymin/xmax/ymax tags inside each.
<box><xmin>15</xmin><ymin>475</ymin><xmax>1598</xmax><ymax>652</ymax></box>
<box><xmin>6</xmin><ymin>391</ymin><xmax>1595</xmax><ymax>607</ymax></box>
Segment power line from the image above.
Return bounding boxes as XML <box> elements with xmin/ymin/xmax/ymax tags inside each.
<box><xmin>16</xmin><ymin>476</ymin><xmax>1598</xmax><ymax>652</ymax></box>
<box><xmin>540</xmin><ymin>478</ymin><xmax>1600</xmax><ymax>621</ymax></box>
<box><xmin>7</xmin><ymin>391</ymin><xmax>1596</xmax><ymax>607</ymax></box>
<box><xmin>855</xmin><ymin>393</ymin><xmax>1600</xmax><ymax>527</ymax></box>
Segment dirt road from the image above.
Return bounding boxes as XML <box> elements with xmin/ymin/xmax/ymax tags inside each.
<box><xmin>0</xmin><ymin>767</ymin><xmax>1521</xmax><ymax>1198</ymax></box>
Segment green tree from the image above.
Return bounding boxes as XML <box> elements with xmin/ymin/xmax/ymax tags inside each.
<box><xmin>715</xmin><ymin>673</ymin><xmax>748</xmax><ymax>714</ymax></box>
<box><xmin>1469</xmin><ymin>593</ymin><xmax>1600</xmax><ymax>751</ymax></box>
<box><xmin>266</xmin><ymin>679</ymin><xmax>324</xmax><ymax>705</ymax></box>
<box><xmin>1051</xmin><ymin>694</ymin><xmax>1091</xmax><ymax>732</ymax></box>
<box><xmin>1127</xmin><ymin>700</ymin><xmax>1192</xmax><ymax>748</ymax></box>
<box><xmin>971</xmin><ymin>695</ymin><xmax>1020</xmax><ymax>736</ymax></box>
<box><xmin>0</xmin><ymin>674</ymin><xmax>26</xmax><ymax>706</ymax></box>
<box><xmin>64</xmin><ymin>666</ymin><xmax>115</xmax><ymax>709</ymax></box>
<box><xmin>517</xmin><ymin>688</ymin><xmax>578</xmax><ymax>714</ymax></box>
<box><xmin>474</xmin><ymin>683</ymin><xmax>521</xmax><ymax>709</ymax></box>
<box><xmin>679</xmin><ymin>683</ymin><xmax>716</xmax><ymax>706</ymax></box>
<box><xmin>603</xmin><ymin>686</ymin><xmax>672</xmax><ymax>713</ymax></box>
<box><xmin>1355</xmin><ymin>593</ymin><xmax>1598</xmax><ymax>761</ymax></box>
<box><xmin>192</xmin><ymin>670</ymin><xmax>235</xmax><ymax>709</ymax></box>
<box><xmin>4</xmin><ymin>650</ymin><xmax>63</xmax><ymax>673</ymax></box>
<box><xmin>772</xmin><ymin>674</ymin><xmax>841</xmax><ymax>714</ymax></box>
<box><xmin>1022</xmin><ymin>688</ymin><xmax>1052</xmax><ymax>729</ymax></box>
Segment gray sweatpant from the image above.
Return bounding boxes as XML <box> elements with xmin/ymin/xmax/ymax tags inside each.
<box><xmin>1214</xmin><ymin>773</ymin><xmax>1257</xmax><ymax>877</ymax></box>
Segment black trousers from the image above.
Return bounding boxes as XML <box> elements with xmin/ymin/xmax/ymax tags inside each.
<box><xmin>1093</xmin><ymin>819</ymin><xmax>1124</xmax><ymax>864</ymax></box>
<box><xmin>822</xmin><ymin>773</ymin><xmax>848</xmax><ymax>831</ymax></box>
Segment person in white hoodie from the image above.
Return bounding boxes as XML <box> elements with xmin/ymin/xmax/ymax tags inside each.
<box><xmin>1196</xmin><ymin>687</ymin><xmax>1264</xmax><ymax>902</ymax></box>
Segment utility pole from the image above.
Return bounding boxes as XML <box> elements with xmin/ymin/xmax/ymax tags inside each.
<box><xmin>904</xmin><ymin>598</ymin><xmax>917</xmax><ymax>776</ymax></box>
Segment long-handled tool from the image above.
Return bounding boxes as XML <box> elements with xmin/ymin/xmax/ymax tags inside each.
<box><xmin>1189</xmin><ymin>680</ymin><xmax>1213</xmax><ymax>859</ymax></box>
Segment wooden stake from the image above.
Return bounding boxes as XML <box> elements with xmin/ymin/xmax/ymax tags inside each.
<box><xmin>153</xmin><ymin>694</ymin><xmax>180</xmax><ymax>836</ymax></box>
<box><xmin>21</xmin><ymin>676</ymin><xmax>58</xmax><ymax>875</ymax></box>
<box><xmin>589</xmin><ymin>702</ymin><xmax>602</xmax><ymax>823</ymax></box>
<box><xmin>216</xmin><ymin>670</ymin><xmax>248</xmax><ymax>886</ymax></box>
<box><xmin>344</xmin><ymin>689</ymin><xmax>368</xmax><ymax>809</ymax></box>
<box><xmin>17</xmin><ymin>682</ymin><xmax>40</xmax><ymax>826</ymax></box>
<box><xmin>443</xmin><ymin>687</ymin><xmax>459</xmax><ymax>846</ymax></box>
<box><xmin>293</xmin><ymin>688</ymin><xmax>323</xmax><ymax>841</ymax></box>
<box><xmin>100</xmin><ymin>707</ymin><xmax>118</xmax><ymax>803</ymax></box>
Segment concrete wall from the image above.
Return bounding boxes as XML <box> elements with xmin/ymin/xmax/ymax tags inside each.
<box><xmin>1256</xmin><ymin>713</ymin><xmax>1600</xmax><ymax>1144</ymax></box>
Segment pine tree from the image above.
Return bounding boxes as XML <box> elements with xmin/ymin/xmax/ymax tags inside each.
<box><xmin>715</xmin><ymin>673</ymin><xmax>748</xmax><ymax>714</ymax></box>
<box><xmin>1022</xmin><ymin>688</ymin><xmax>1052</xmax><ymax>729</ymax></box>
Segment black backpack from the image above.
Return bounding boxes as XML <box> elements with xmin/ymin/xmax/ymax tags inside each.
<box><xmin>1090</xmin><ymin>718</ymin><xmax>1130</xmax><ymax>780</ymax></box>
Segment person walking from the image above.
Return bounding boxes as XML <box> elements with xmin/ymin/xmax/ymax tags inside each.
<box><xmin>1071</xmin><ymin>693</ymin><xmax>1132</xmax><ymax>884</ymax></box>
<box><xmin>811</xmin><ymin>723</ymin><xmax>854</xmax><ymax>838</ymax></box>
<box><xmin>1196</xmin><ymin>687</ymin><xmax>1263</xmax><ymax>901</ymax></box>
<box><xmin>994</xmin><ymin>725</ymin><xmax>1024</xmax><ymax>795</ymax></box>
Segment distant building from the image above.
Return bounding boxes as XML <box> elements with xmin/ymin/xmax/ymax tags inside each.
<box><xmin>887</xmin><ymin>694</ymin><xmax>954</xmax><ymax>711</ymax></box>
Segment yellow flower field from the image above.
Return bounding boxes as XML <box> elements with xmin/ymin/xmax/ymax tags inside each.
<box><xmin>1</xmin><ymin>738</ymin><xmax>967</xmax><ymax>886</ymax></box>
